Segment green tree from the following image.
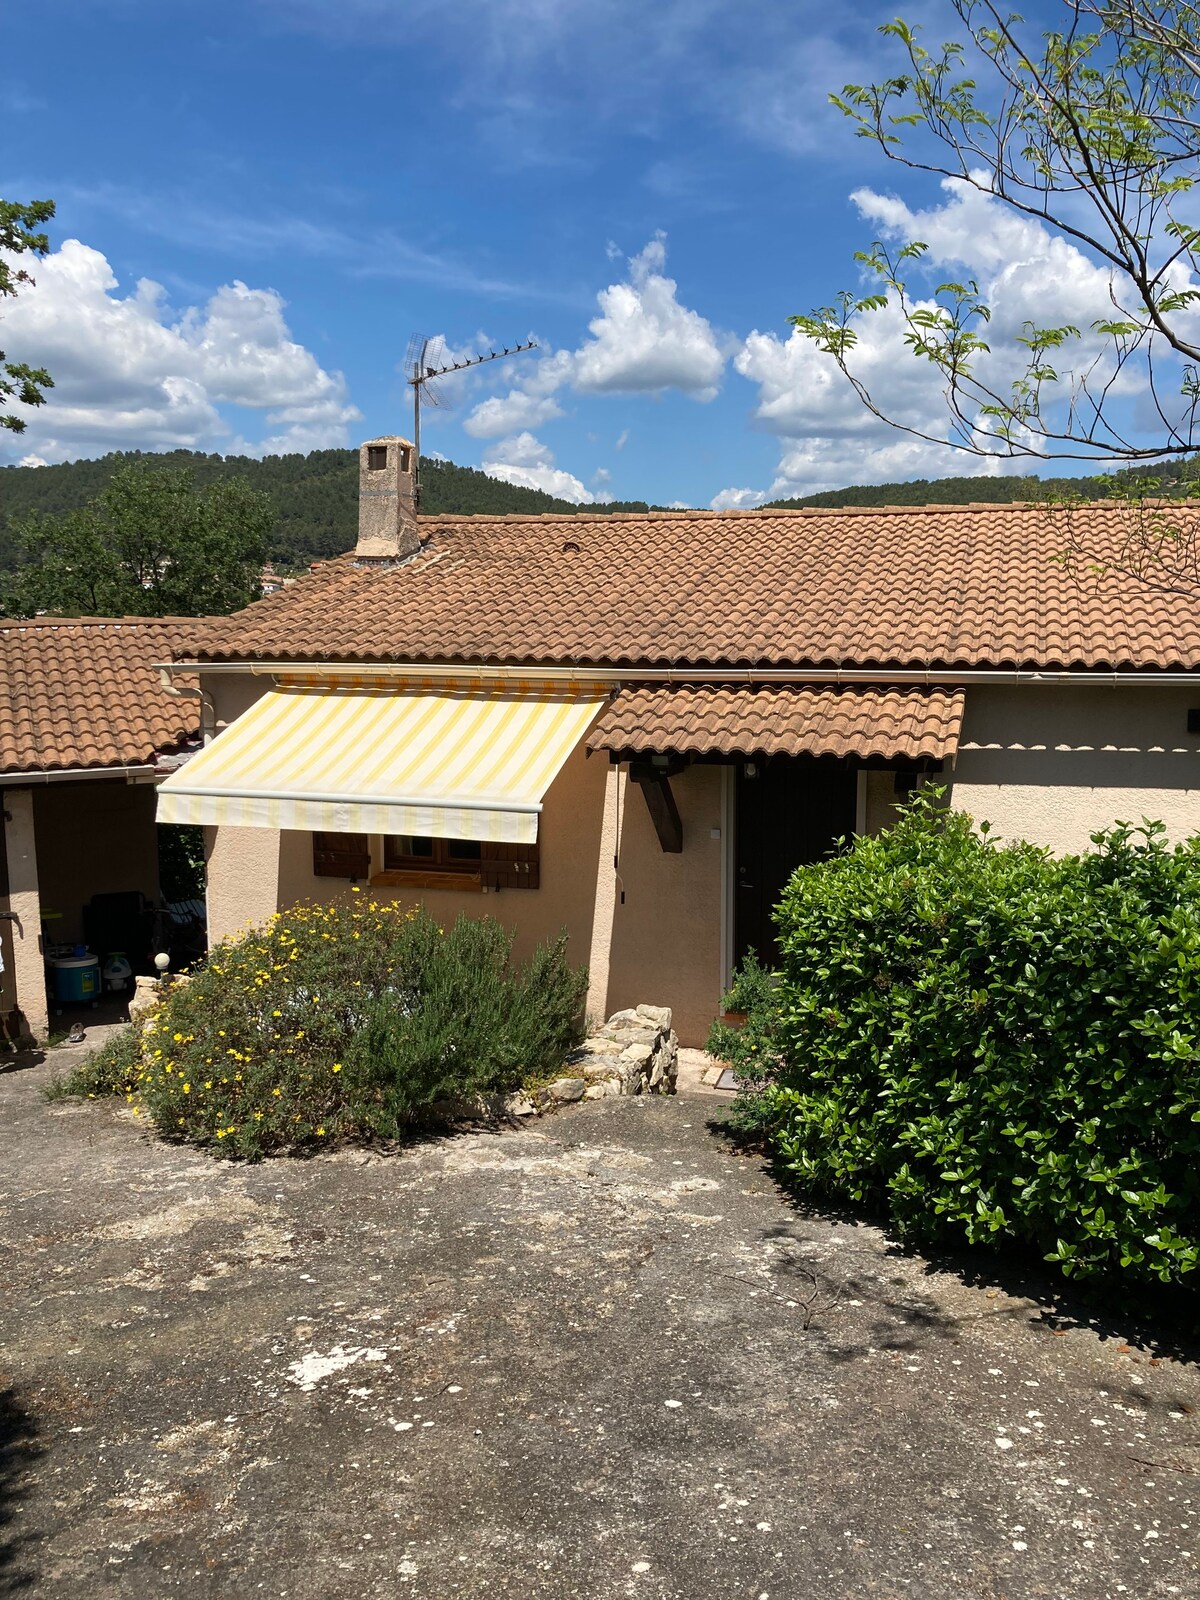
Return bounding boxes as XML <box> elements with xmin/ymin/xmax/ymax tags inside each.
<box><xmin>2</xmin><ymin>460</ymin><xmax>274</xmax><ymax>617</ymax></box>
<box><xmin>793</xmin><ymin>2</ymin><xmax>1200</xmax><ymax>465</ymax></box>
<box><xmin>1</xmin><ymin>197</ymin><xmax>55</xmax><ymax>433</ymax></box>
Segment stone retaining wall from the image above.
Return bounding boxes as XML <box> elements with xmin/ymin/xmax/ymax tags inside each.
<box><xmin>543</xmin><ymin>1005</ymin><xmax>679</xmax><ymax>1104</ymax></box>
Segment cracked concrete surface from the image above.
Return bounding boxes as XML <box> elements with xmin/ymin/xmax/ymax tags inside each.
<box><xmin>2</xmin><ymin>1052</ymin><xmax>1199</xmax><ymax>1598</ymax></box>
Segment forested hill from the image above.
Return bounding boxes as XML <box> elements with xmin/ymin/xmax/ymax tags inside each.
<box><xmin>766</xmin><ymin>460</ymin><xmax>1200</xmax><ymax>511</ymax></box>
<box><xmin>0</xmin><ymin>449</ymin><xmax>663</xmax><ymax>569</ymax></box>
<box><xmin>3</xmin><ymin>448</ymin><xmax>1196</xmax><ymax>570</ymax></box>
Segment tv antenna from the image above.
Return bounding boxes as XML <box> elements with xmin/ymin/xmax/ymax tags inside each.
<box><xmin>405</xmin><ymin>335</ymin><xmax>538</xmax><ymax>507</ymax></box>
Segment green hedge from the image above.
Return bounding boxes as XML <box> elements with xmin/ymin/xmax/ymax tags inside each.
<box><xmin>711</xmin><ymin>795</ymin><xmax>1200</xmax><ymax>1286</ymax></box>
<box><xmin>54</xmin><ymin>898</ymin><xmax>587</xmax><ymax>1158</ymax></box>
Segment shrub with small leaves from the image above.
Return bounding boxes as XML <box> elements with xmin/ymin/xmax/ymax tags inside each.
<box><xmin>706</xmin><ymin>952</ymin><xmax>784</xmax><ymax>1137</ymax></box>
<box><xmin>59</xmin><ymin>897</ymin><xmax>586</xmax><ymax>1159</ymax></box>
<box><xmin>732</xmin><ymin>792</ymin><xmax>1200</xmax><ymax>1287</ymax></box>
<box><xmin>45</xmin><ymin>1025</ymin><xmax>140</xmax><ymax>1101</ymax></box>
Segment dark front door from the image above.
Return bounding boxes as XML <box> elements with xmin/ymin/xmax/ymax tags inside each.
<box><xmin>735</xmin><ymin>757</ymin><xmax>857</xmax><ymax>965</ymax></box>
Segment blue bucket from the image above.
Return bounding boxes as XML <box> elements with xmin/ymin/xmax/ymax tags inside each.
<box><xmin>51</xmin><ymin>956</ymin><xmax>101</xmax><ymax>1003</ymax></box>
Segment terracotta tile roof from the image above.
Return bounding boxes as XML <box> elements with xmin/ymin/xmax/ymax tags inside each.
<box><xmin>176</xmin><ymin>503</ymin><xmax>1200</xmax><ymax>673</ymax></box>
<box><xmin>588</xmin><ymin>685</ymin><xmax>965</xmax><ymax>761</ymax></box>
<box><xmin>0</xmin><ymin>618</ymin><xmax>203</xmax><ymax>775</ymax></box>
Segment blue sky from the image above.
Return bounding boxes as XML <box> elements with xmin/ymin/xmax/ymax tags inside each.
<box><xmin>0</xmin><ymin>0</ymin><xmax>1148</xmax><ymax>505</ymax></box>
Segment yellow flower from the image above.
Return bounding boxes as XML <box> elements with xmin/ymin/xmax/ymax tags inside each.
<box><xmin>182</xmin><ymin>1082</ymin><xmax>191</xmax><ymax>1094</ymax></box>
<box><xmin>272</xmin><ymin>1087</ymin><xmax>282</xmax><ymax>1097</ymax></box>
<box><xmin>316</xmin><ymin>1126</ymin><xmax>326</xmax><ymax>1136</ymax></box>
<box><xmin>332</xmin><ymin>1063</ymin><xmax>342</xmax><ymax>1073</ymax></box>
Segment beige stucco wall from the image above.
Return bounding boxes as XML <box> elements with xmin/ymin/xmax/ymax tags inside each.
<box><xmin>205</xmin><ymin>822</ymin><xmax>283</xmax><ymax>945</ymax></box>
<box><xmin>604</xmin><ymin>763</ymin><xmax>724</xmax><ymax>1046</ymax></box>
<box><xmin>949</xmin><ymin>685</ymin><xmax>1200</xmax><ymax>852</ymax></box>
<box><xmin>2</xmin><ymin>788</ymin><xmax>47</xmax><ymax>1042</ymax></box>
<box><xmin>33</xmin><ymin>781</ymin><xmax>161</xmax><ymax>945</ymax></box>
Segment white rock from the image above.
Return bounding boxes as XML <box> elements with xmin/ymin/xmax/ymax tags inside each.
<box><xmin>637</xmin><ymin>1004</ymin><xmax>672</xmax><ymax>1029</ymax></box>
<box><xmin>548</xmin><ymin>1077</ymin><xmax>586</xmax><ymax>1102</ymax></box>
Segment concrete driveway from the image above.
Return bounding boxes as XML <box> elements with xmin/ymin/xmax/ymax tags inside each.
<box><xmin>2</xmin><ymin>1052</ymin><xmax>1199</xmax><ymax>1600</ymax></box>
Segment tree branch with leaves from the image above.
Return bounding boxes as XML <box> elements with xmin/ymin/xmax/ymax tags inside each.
<box><xmin>1</xmin><ymin>198</ymin><xmax>55</xmax><ymax>434</ymax></box>
<box><xmin>793</xmin><ymin>2</ymin><xmax>1200</xmax><ymax>462</ymax></box>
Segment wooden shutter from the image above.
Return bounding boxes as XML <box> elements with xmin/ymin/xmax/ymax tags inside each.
<box><xmin>480</xmin><ymin>838</ymin><xmax>540</xmax><ymax>891</ymax></box>
<box><xmin>312</xmin><ymin>832</ymin><xmax>370</xmax><ymax>880</ymax></box>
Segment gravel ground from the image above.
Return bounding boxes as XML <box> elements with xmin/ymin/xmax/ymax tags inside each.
<box><xmin>2</xmin><ymin>1048</ymin><xmax>1199</xmax><ymax>1599</ymax></box>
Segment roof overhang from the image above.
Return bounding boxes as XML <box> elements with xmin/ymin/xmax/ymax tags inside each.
<box><xmin>587</xmin><ymin>685</ymin><xmax>965</xmax><ymax>764</ymax></box>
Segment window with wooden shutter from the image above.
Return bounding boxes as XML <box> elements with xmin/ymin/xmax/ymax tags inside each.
<box><xmin>312</xmin><ymin>832</ymin><xmax>371</xmax><ymax>880</ymax></box>
<box><xmin>370</xmin><ymin>829</ymin><xmax>539</xmax><ymax>891</ymax></box>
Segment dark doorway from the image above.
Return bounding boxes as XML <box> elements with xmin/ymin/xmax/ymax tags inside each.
<box><xmin>734</xmin><ymin>757</ymin><xmax>857</xmax><ymax>965</ymax></box>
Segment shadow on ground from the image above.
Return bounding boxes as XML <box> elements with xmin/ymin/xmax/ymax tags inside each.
<box><xmin>709</xmin><ymin>1113</ymin><xmax>1200</xmax><ymax>1366</ymax></box>
<box><xmin>0</xmin><ymin>1387</ymin><xmax>39</xmax><ymax>1596</ymax></box>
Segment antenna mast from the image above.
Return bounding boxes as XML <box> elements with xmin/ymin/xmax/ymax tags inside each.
<box><xmin>406</xmin><ymin>338</ymin><xmax>538</xmax><ymax>508</ymax></box>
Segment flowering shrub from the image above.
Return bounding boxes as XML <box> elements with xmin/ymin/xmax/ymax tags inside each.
<box><xmin>55</xmin><ymin>897</ymin><xmax>586</xmax><ymax>1158</ymax></box>
<box><xmin>713</xmin><ymin>794</ymin><xmax>1200</xmax><ymax>1288</ymax></box>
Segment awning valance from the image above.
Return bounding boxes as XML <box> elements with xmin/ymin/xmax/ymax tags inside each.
<box><xmin>586</xmin><ymin>684</ymin><xmax>964</xmax><ymax>762</ymax></box>
<box><xmin>157</xmin><ymin>683</ymin><xmax>608</xmax><ymax>843</ymax></box>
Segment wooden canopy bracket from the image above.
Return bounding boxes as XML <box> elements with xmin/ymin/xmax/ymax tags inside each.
<box><xmin>630</xmin><ymin>766</ymin><xmax>683</xmax><ymax>853</ymax></box>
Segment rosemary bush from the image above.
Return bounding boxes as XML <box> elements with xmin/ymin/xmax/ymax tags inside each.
<box><xmin>55</xmin><ymin>897</ymin><xmax>586</xmax><ymax>1158</ymax></box>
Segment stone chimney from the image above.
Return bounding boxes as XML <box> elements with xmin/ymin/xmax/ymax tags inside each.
<box><xmin>355</xmin><ymin>436</ymin><xmax>420</xmax><ymax>562</ymax></box>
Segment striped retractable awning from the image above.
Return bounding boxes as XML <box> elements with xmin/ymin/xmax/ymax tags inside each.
<box><xmin>156</xmin><ymin>682</ymin><xmax>608</xmax><ymax>844</ymax></box>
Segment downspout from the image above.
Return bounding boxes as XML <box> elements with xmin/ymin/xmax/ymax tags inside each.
<box><xmin>158</xmin><ymin>667</ymin><xmax>216</xmax><ymax>742</ymax></box>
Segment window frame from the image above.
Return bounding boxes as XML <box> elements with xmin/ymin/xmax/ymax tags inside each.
<box><xmin>376</xmin><ymin>834</ymin><xmax>484</xmax><ymax>887</ymax></box>
<box><xmin>312</xmin><ymin>829</ymin><xmax>540</xmax><ymax>893</ymax></box>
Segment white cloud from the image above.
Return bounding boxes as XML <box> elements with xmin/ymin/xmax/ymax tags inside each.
<box><xmin>480</xmin><ymin>431</ymin><xmax>594</xmax><ymax>503</ymax></box>
<box><xmin>461</xmin><ymin>348</ymin><xmax>572</xmax><ymax>438</ymax></box>
<box><xmin>573</xmin><ymin>233</ymin><xmax>725</xmax><ymax>399</ymax></box>
<box><xmin>730</xmin><ymin>176</ymin><xmax>1169</xmax><ymax>498</ymax></box>
<box><xmin>17</xmin><ymin>453</ymin><xmax>48</xmax><ymax>468</ymax></box>
<box><xmin>462</xmin><ymin>233</ymin><xmax>724</xmax><ymax>478</ymax></box>
<box><xmin>710</xmin><ymin>486</ymin><xmax>767</xmax><ymax>511</ymax></box>
<box><xmin>462</xmin><ymin>389</ymin><xmax>565</xmax><ymax>438</ymax></box>
<box><xmin>0</xmin><ymin>238</ymin><xmax>360</xmax><ymax>463</ymax></box>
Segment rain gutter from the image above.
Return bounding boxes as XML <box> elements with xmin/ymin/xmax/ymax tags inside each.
<box><xmin>158</xmin><ymin>662</ymin><xmax>1200</xmax><ymax>689</ymax></box>
<box><xmin>0</xmin><ymin>764</ymin><xmax>159</xmax><ymax>787</ymax></box>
